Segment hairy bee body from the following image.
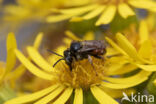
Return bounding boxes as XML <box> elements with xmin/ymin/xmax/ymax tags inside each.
<box><xmin>50</xmin><ymin>40</ymin><xmax>107</xmax><ymax>70</ymax></box>
<box><xmin>64</xmin><ymin>40</ymin><xmax>106</xmax><ymax>70</ymax></box>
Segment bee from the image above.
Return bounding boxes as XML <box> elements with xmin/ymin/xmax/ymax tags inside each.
<box><xmin>48</xmin><ymin>40</ymin><xmax>107</xmax><ymax>70</ymax></box>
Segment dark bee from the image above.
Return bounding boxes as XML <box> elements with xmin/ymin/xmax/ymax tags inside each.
<box><xmin>48</xmin><ymin>40</ymin><xmax>107</xmax><ymax>70</ymax></box>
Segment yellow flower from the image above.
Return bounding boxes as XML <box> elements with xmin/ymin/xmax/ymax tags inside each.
<box><xmin>0</xmin><ymin>33</ymin><xmax>21</xmax><ymax>102</ymax></box>
<box><xmin>0</xmin><ymin>33</ymin><xmax>18</xmax><ymax>85</ymax></box>
<box><xmin>3</xmin><ymin>0</ymin><xmax>66</xmax><ymax>22</ymax></box>
<box><xmin>47</xmin><ymin>0</ymin><xmax>156</xmax><ymax>25</ymax></box>
<box><xmin>0</xmin><ymin>32</ymin><xmax>43</xmax><ymax>88</ymax></box>
<box><xmin>65</xmin><ymin>0</ymin><xmax>90</xmax><ymax>6</ymax></box>
<box><xmin>106</xmin><ymin>20</ymin><xmax>156</xmax><ymax>73</ymax></box>
<box><xmin>5</xmin><ymin>31</ymin><xmax>152</xmax><ymax>104</ymax></box>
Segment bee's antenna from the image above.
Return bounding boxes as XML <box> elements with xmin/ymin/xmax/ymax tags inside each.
<box><xmin>47</xmin><ymin>49</ymin><xmax>63</xmax><ymax>57</ymax></box>
<box><xmin>53</xmin><ymin>58</ymin><xmax>65</xmax><ymax>67</ymax></box>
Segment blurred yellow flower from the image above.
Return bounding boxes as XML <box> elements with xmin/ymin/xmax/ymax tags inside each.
<box><xmin>0</xmin><ymin>33</ymin><xmax>18</xmax><ymax>85</ymax></box>
<box><xmin>5</xmin><ymin>31</ymin><xmax>152</xmax><ymax>104</ymax></box>
<box><xmin>65</xmin><ymin>0</ymin><xmax>90</xmax><ymax>6</ymax></box>
<box><xmin>0</xmin><ymin>33</ymin><xmax>22</xmax><ymax>102</ymax></box>
<box><xmin>47</xmin><ymin>0</ymin><xmax>156</xmax><ymax>25</ymax></box>
<box><xmin>3</xmin><ymin>0</ymin><xmax>66</xmax><ymax>22</ymax></box>
<box><xmin>106</xmin><ymin>20</ymin><xmax>156</xmax><ymax>73</ymax></box>
<box><xmin>0</xmin><ymin>32</ymin><xmax>43</xmax><ymax>88</ymax></box>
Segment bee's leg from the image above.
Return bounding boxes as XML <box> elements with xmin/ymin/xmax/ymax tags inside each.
<box><xmin>88</xmin><ymin>55</ymin><xmax>94</xmax><ymax>67</ymax></box>
<box><xmin>69</xmin><ymin>57</ymin><xmax>77</xmax><ymax>71</ymax></box>
<box><xmin>69</xmin><ymin>65</ymin><xmax>72</xmax><ymax>71</ymax></box>
<box><xmin>93</xmin><ymin>55</ymin><xmax>104</xmax><ymax>60</ymax></box>
<box><xmin>88</xmin><ymin>55</ymin><xmax>98</xmax><ymax>75</ymax></box>
<box><xmin>68</xmin><ymin>63</ymin><xmax>72</xmax><ymax>71</ymax></box>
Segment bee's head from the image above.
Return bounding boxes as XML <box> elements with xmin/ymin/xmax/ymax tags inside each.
<box><xmin>70</xmin><ymin>41</ymin><xmax>81</xmax><ymax>52</ymax></box>
<box><xmin>47</xmin><ymin>49</ymin><xmax>73</xmax><ymax>70</ymax></box>
<box><xmin>64</xmin><ymin>49</ymin><xmax>73</xmax><ymax>65</ymax></box>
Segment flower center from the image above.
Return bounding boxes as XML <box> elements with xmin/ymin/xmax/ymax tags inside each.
<box><xmin>53</xmin><ymin>57</ymin><xmax>109</xmax><ymax>90</ymax></box>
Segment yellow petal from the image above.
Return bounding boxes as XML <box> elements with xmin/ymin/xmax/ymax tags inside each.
<box><xmin>107</xmin><ymin>64</ymin><xmax>137</xmax><ymax>75</ymax></box>
<box><xmin>118</xmin><ymin>3</ymin><xmax>135</xmax><ymax>18</ymax></box>
<box><xmin>63</xmin><ymin>38</ymin><xmax>73</xmax><ymax>45</ymax></box>
<box><xmin>106</xmin><ymin>47</ymin><xmax>120</xmax><ymax>56</ymax></box>
<box><xmin>105</xmin><ymin>37</ymin><xmax>128</xmax><ymax>56</ymax></box>
<box><xmin>82</xmin><ymin>6</ymin><xmax>105</xmax><ymax>20</ymax></box>
<box><xmin>58</xmin><ymin>4</ymin><xmax>98</xmax><ymax>14</ymax></box>
<box><xmin>101</xmin><ymin>87</ymin><xmax>135</xmax><ymax>98</ymax></box>
<box><xmin>4</xmin><ymin>84</ymin><xmax>59</xmax><ymax>104</ymax></box>
<box><xmin>47</xmin><ymin>46</ymin><xmax>66</xmax><ymax>65</ymax></box>
<box><xmin>0</xmin><ymin>62</ymin><xmax>5</xmax><ymax>83</ymax></box>
<box><xmin>65</xmin><ymin>31</ymin><xmax>80</xmax><ymax>40</ymax></box>
<box><xmin>129</xmin><ymin>0</ymin><xmax>156</xmax><ymax>9</ymax></box>
<box><xmin>53</xmin><ymin>87</ymin><xmax>73</xmax><ymax>104</ymax></box>
<box><xmin>55</xmin><ymin>46</ymin><xmax>67</xmax><ymax>55</ymax></box>
<box><xmin>7</xmin><ymin>64</ymin><xmax>25</xmax><ymax>87</ymax></box>
<box><xmin>96</xmin><ymin>5</ymin><xmax>116</xmax><ymax>25</ymax></box>
<box><xmin>106</xmin><ymin>60</ymin><xmax>128</xmax><ymax>75</ymax></box>
<box><xmin>136</xmin><ymin>64</ymin><xmax>156</xmax><ymax>71</ymax></box>
<box><xmin>91</xmin><ymin>86</ymin><xmax>119</xmax><ymax>104</ymax></box>
<box><xmin>64</xmin><ymin>0</ymin><xmax>89</xmax><ymax>7</ymax></box>
<box><xmin>46</xmin><ymin>14</ymin><xmax>75</xmax><ymax>23</ymax></box>
<box><xmin>101</xmin><ymin>82</ymin><xmax>132</xmax><ymax>89</ymax></box>
<box><xmin>101</xmin><ymin>71</ymin><xmax>150</xmax><ymax>89</ymax></box>
<box><xmin>145</xmin><ymin>14</ymin><xmax>155</xmax><ymax>30</ymax></box>
<box><xmin>139</xmin><ymin>20</ymin><xmax>149</xmax><ymax>44</ymax></box>
<box><xmin>33</xmin><ymin>32</ymin><xmax>43</xmax><ymax>49</ymax></box>
<box><xmin>104</xmin><ymin>70</ymin><xmax>151</xmax><ymax>84</ymax></box>
<box><xmin>6</xmin><ymin>32</ymin><xmax>17</xmax><ymax>51</ymax></box>
<box><xmin>70</xmin><ymin>17</ymin><xmax>83</xmax><ymax>22</ymax></box>
<box><xmin>83</xmin><ymin>32</ymin><xmax>95</xmax><ymax>40</ymax></box>
<box><xmin>116</xmin><ymin>33</ymin><xmax>141</xmax><ymax>61</ymax></box>
<box><xmin>6</xmin><ymin>33</ymin><xmax>17</xmax><ymax>74</ymax></box>
<box><xmin>47</xmin><ymin>4</ymin><xmax>98</xmax><ymax>23</ymax></box>
<box><xmin>150</xmin><ymin>7</ymin><xmax>156</xmax><ymax>12</ymax></box>
<box><xmin>35</xmin><ymin>86</ymin><xmax>65</xmax><ymax>104</ymax></box>
<box><xmin>14</xmin><ymin>49</ymin><xmax>53</xmax><ymax>80</ymax></box>
<box><xmin>73</xmin><ymin>88</ymin><xmax>83</xmax><ymax>104</ymax></box>
<box><xmin>27</xmin><ymin>46</ymin><xmax>53</xmax><ymax>72</ymax></box>
<box><xmin>138</xmin><ymin>40</ymin><xmax>152</xmax><ymax>59</ymax></box>
<box><xmin>153</xmin><ymin>79</ymin><xmax>156</xmax><ymax>86</ymax></box>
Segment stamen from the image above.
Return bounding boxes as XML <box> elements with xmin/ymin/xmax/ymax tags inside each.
<box><xmin>54</xmin><ymin>57</ymin><xmax>107</xmax><ymax>89</ymax></box>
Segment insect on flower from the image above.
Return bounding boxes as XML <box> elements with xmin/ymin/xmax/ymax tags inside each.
<box><xmin>48</xmin><ymin>40</ymin><xmax>107</xmax><ymax>70</ymax></box>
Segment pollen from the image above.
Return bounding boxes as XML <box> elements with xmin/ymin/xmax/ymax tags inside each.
<box><xmin>54</xmin><ymin>56</ymin><xmax>108</xmax><ymax>90</ymax></box>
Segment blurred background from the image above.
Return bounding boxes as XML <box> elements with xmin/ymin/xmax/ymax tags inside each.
<box><xmin>1</xmin><ymin>0</ymin><xmax>156</xmax><ymax>104</ymax></box>
<box><xmin>1</xmin><ymin>0</ymin><xmax>153</xmax><ymax>61</ymax></box>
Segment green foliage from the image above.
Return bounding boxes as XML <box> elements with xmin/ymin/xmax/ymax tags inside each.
<box><xmin>69</xmin><ymin>89</ymin><xmax>99</xmax><ymax>104</ymax></box>
<box><xmin>147</xmin><ymin>73</ymin><xmax>156</xmax><ymax>96</ymax></box>
<box><xmin>0</xmin><ymin>84</ymin><xmax>16</xmax><ymax>103</ymax></box>
<box><xmin>83</xmin><ymin>89</ymin><xmax>98</xmax><ymax>104</ymax></box>
<box><xmin>68</xmin><ymin>18</ymin><xmax>99</xmax><ymax>36</ymax></box>
<box><xmin>110</xmin><ymin>14</ymin><xmax>138</xmax><ymax>34</ymax></box>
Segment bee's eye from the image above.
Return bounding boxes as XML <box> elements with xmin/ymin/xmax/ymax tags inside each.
<box><xmin>66</xmin><ymin>56</ymin><xmax>73</xmax><ymax>63</ymax></box>
<box><xmin>64</xmin><ymin>50</ymin><xmax>70</xmax><ymax>57</ymax></box>
<box><xmin>70</xmin><ymin>42</ymin><xmax>81</xmax><ymax>52</ymax></box>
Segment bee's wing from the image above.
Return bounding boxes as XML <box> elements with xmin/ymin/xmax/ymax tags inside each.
<box><xmin>78</xmin><ymin>40</ymin><xmax>106</xmax><ymax>53</ymax></box>
<box><xmin>77</xmin><ymin>47</ymin><xmax>97</xmax><ymax>52</ymax></box>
